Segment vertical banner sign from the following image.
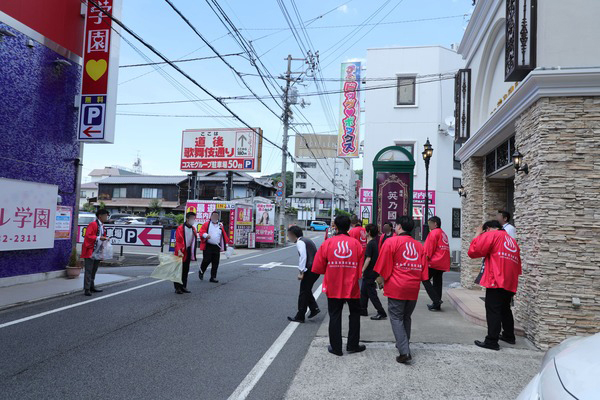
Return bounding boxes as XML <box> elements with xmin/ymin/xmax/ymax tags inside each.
<box><xmin>358</xmin><ymin>188</ymin><xmax>373</xmax><ymax>226</ymax></box>
<box><xmin>255</xmin><ymin>203</ymin><xmax>275</xmax><ymax>243</ymax></box>
<box><xmin>78</xmin><ymin>0</ymin><xmax>121</xmax><ymax>143</ymax></box>
<box><xmin>54</xmin><ymin>206</ymin><xmax>73</xmax><ymax>240</ymax></box>
<box><xmin>376</xmin><ymin>172</ymin><xmax>410</xmax><ymax>229</ymax></box>
<box><xmin>234</xmin><ymin>205</ymin><xmax>253</xmax><ymax>246</ymax></box>
<box><xmin>337</xmin><ymin>62</ymin><xmax>361</xmax><ymax>158</ymax></box>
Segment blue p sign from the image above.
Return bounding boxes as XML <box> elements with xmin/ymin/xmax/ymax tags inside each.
<box><xmin>84</xmin><ymin>105</ymin><xmax>103</xmax><ymax>126</ymax></box>
<box><xmin>244</xmin><ymin>160</ymin><xmax>253</xmax><ymax>169</ymax></box>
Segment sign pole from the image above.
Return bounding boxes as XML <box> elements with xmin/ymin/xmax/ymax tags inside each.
<box><xmin>226</xmin><ymin>171</ymin><xmax>233</xmax><ymax>201</ymax></box>
<box><xmin>278</xmin><ymin>55</ymin><xmax>293</xmax><ymax>245</ymax></box>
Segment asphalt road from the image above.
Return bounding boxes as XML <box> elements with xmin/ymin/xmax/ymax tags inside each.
<box><xmin>0</xmin><ymin>233</ymin><xmax>325</xmax><ymax>400</ymax></box>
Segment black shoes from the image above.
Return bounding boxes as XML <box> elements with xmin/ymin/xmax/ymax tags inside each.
<box><xmin>499</xmin><ymin>335</ymin><xmax>516</xmax><ymax>345</ymax></box>
<box><xmin>360</xmin><ymin>310</ymin><xmax>369</xmax><ymax>317</ymax></box>
<box><xmin>287</xmin><ymin>316</ymin><xmax>305</xmax><ymax>323</ymax></box>
<box><xmin>307</xmin><ymin>309</ymin><xmax>320</xmax><ymax>319</ymax></box>
<box><xmin>175</xmin><ymin>289</ymin><xmax>183</xmax><ymax>294</ymax></box>
<box><xmin>427</xmin><ymin>302</ymin><xmax>442</xmax><ymax>311</ymax></box>
<box><xmin>209</xmin><ymin>278</ymin><xmax>219</xmax><ymax>283</ymax></box>
<box><xmin>346</xmin><ymin>344</ymin><xmax>366</xmax><ymax>354</ymax></box>
<box><xmin>474</xmin><ymin>340</ymin><xmax>500</xmax><ymax>351</ymax></box>
<box><xmin>198</xmin><ymin>271</ymin><xmax>204</xmax><ymax>280</ymax></box>
<box><xmin>181</xmin><ymin>288</ymin><xmax>191</xmax><ymax>294</ymax></box>
<box><xmin>84</xmin><ymin>290</ymin><xmax>92</xmax><ymax>296</ymax></box>
<box><xmin>396</xmin><ymin>354</ymin><xmax>412</xmax><ymax>364</ymax></box>
<box><xmin>370</xmin><ymin>313</ymin><xmax>387</xmax><ymax>320</ymax></box>
<box><xmin>91</xmin><ymin>288</ymin><xmax>103</xmax><ymax>293</ymax></box>
<box><xmin>328</xmin><ymin>345</ymin><xmax>343</xmax><ymax>357</ymax></box>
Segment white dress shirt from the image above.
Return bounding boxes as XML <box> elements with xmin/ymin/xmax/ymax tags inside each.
<box><xmin>296</xmin><ymin>239</ymin><xmax>307</xmax><ymax>273</ymax></box>
<box><xmin>503</xmin><ymin>223</ymin><xmax>517</xmax><ymax>239</ymax></box>
<box><xmin>184</xmin><ymin>225</ymin><xmax>194</xmax><ymax>248</ymax></box>
<box><xmin>203</xmin><ymin>222</ymin><xmax>223</xmax><ymax>248</ymax></box>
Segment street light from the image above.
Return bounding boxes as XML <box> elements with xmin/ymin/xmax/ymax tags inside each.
<box><xmin>422</xmin><ymin>138</ymin><xmax>433</xmax><ymax>240</ymax></box>
<box><xmin>458</xmin><ymin>185</ymin><xmax>467</xmax><ymax>198</ymax></box>
<box><xmin>512</xmin><ymin>149</ymin><xmax>529</xmax><ymax>174</ymax></box>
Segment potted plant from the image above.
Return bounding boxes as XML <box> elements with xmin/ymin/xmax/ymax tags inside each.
<box><xmin>66</xmin><ymin>247</ymin><xmax>82</xmax><ymax>279</ymax></box>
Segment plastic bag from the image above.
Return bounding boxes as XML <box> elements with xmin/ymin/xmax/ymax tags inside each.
<box><xmin>92</xmin><ymin>240</ymin><xmax>113</xmax><ymax>260</ymax></box>
<box><xmin>150</xmin><ymin>253</ymin><xmax>183</xmax><ymax>284</ymax></box>
<box><xmin>224</xmin><ymin>246</ymin><xmax>235</xmax><ymax>259</ymax></box>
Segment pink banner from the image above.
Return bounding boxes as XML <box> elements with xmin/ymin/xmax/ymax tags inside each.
<box><xmin>255</xmin><ymin>203</ymin><xmax>275</xmax><ymax>243</ymax></box>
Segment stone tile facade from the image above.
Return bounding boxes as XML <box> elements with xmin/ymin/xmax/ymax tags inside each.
<box><xmin>460</xmin><ymin>157</ymin><xmax>484</xmax><ymax>289</ymax></box>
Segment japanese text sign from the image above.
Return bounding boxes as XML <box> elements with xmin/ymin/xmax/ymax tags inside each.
<box><xmin>413</xmin><ymin>190</ymin><xmax>436</xmax><ymax>205</ymax></box>
<box><xmin>78</xmin><ymin>0</ymin><xmax>121</xmax><ymax>143</ymax></box>
<box><xmin>0</xmin><ymin>178</ymin><xmax>57</xmax><ymax>251</ymax></box>
<box><xmin>337</xmin><ymin>61</ymin><xmax>361</xmax><ymax>158</ymax></box>
<box><xmin>255</xmin><ymin>203</ymin><xmax>275</xmax><ymax>243</ymax></box>
<box><xmin>181</xmin><ymin>128</ymin><xmax>263</xmax><ymax>172</ymax></box>
<box><xmin>376</xmin><ymin>172</ymin><xmax>410</xmax><ymax>228</ymax></box>
<box><xmin>77</xmin><ymin>224</ymin><xmax>163</xmax><ymax>247</ymax></box>
<box><xmin>234</xmin><ymin>205</ymin><xmax>253</xmax><ymax>246</ymax></box>
<box><xmin>359</xmin><ymin>188</ymin><xmax>373</xmax><ymax>204</ymax></box>
<box><xmin>54</xmin><ymin>206</ymin><xmax>73</xmax><ymax>240</ymax></box>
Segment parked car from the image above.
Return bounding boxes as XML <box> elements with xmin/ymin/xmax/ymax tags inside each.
<box><xmin>78</xmin><ymin>212</ymin><xmax>96</xmax><ymax>226</ymax></box>
<box><xmin>107</xmin><ymin>213</ymin><xmax>131</xmax><ymax>224</ymax></box>
<box><xmin>308</xmin><ymin>221</ymin><xmax>329</xmax><ymax>231</ymax></box>
<box><xmin>517</xmin><ymin>332</ymin><xmax>600</xmax><ymax>400</ymax></box>
<box><xmin>147</xmin><ymin>217</ymin><xmax>177</xmax><ymax>229</ymax></box>
<box><xmin>119</xmin><ymin>216</ymin><xmax>147</xmax><ymax>225</ymax></box>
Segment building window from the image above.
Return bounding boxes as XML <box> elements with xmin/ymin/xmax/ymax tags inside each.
<box><xmin>452</xmin><ymin>208</ymin><xmax>461</xmax><ymax>238</ymax></box>
<box><xmin>80</xmin><ymin>190</ymin><xmax>86</xmax><ymax>198</ymax></box>
<box><xmin>142</xmin><ymin>188</ymin><xmax>163</xmax><ymax>199</ymax></box>
<box><xmin>396</xmin><ymin>76</ymin><xmax>416</xmax><ymax>106</ymax></box>
<box><xmin>296</xmin><ymin>172</ymin><xmax>307</xmax><ymax>179</ymax></box>
<box><xmin>453</xmin><ymin>142</ymin><xmax>462</xmax><ymax>170</ymax></box>
<box><xmin>296</xmin><ymin>182</ymin><xmax>306</xmax><ymax>189</ymax></box>
<box><xmin>298</xmin><ymin>162</ymin><xmax>316</xmax><ymax>169</ymax></box>
<box><xmin>394</xmin><ymin>141</ymin><xmax>415</xmax><ymax>156</ymax></box>
<box><xmin>452</xmin><ymin>178</ymin><xmax>462</xmax><ymax>191</ymax></box>
<box><xmin>112</xmin><ymin>187</ymin><xmax>127</xmax><ymax>198</ymax></box>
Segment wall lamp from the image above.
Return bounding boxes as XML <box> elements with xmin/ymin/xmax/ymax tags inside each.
<box><xmin>512</xmin><ymin>149</ymin><xmax>529</xmax><ymax>174</ymax></box>
<box><xmin>458</xmin><ymin>185</ymin><xmax>467</xmax><ymax>198</ymax></box>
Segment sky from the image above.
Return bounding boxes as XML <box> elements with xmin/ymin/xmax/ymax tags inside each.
<box><xmin>82</xmin><ymin>0</ymin><xmax>474</xmax><ymax>182</ymax></box>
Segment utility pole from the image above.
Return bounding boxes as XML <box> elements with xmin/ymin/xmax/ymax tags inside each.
<box><xmin>330</xmin><ymin>157</ymin><xmax>336</xmax><ymax>227</ymax></box>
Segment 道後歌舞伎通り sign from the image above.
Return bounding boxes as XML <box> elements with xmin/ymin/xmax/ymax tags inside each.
<box><xmin>78</xmin><ymin>0</ymin><xmax>121</xmax><ymax>143</ymax></box>
<box><xmin>337</xmin><ymin>61</ymin><xmax>361</xmax><ymax>158</ymax></box>
<box><xmin>180</xmin><ymin>128</ymin><xmax>263</xmax><ymax>172</ymax></box>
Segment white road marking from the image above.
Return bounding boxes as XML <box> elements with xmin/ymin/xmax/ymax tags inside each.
<box><xmin>227</xmin><ymin>284</ymin><xmax>323</xmax><ymax>400</ymax></box>
<box><xmin>0</xmin><ymin>245</ymin><xmax>297</xmax><ymax>329</ymax></box>
<box><xmin>244</xmin><ymin>263</ymin><xmax>299</xmax><ymax>269</ymax></box>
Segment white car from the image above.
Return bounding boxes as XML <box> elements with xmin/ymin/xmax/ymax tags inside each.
<box><xmin>517</xmin><ymin>332</ymin><xmax>600</xmax><ymax>400</ymax></box>
<box><xmin>119</xmin><ymin>217</ymin><xmax>147</xmax><ymax>225</ymax></box>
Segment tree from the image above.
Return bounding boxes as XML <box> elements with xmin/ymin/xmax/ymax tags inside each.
<box><xmin>266</xmin><ymin>171</ymin><xmax>293</xmax><ymax>197</ymax></box>
<box><xmin>354</xmin><ymin>169</ymin><xmax>363</xmax><ymax>181</ymax></box>
<box><xmin>83</xmin><ymin>203</ymin><xmax>96</xmax><ymax>213</ymax></box>
<box><xmin>148</xmin><ymin>199</ymin><xmax>162</xmax><ymax>215</ymax></box>
<box><xmin>335</xmin><ymin>208</ymin><xmax>351</xmax><ymax>217</ymax></box>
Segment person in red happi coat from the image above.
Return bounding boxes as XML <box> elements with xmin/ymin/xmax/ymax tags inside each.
<box><xmin>422</xmin><ymin>216</ymin><xmax>451</xmax><ymax>311</ymax></box>
<box><xmin>374</xmin><ymin>216</ymin><xmax>428</xmax><ymax>364</ymax></box>
<box><xmin>469</xmin><ymin>220</ymin><xmax>522</xmax><ymax>350</ymax></box>
<box><xmin>173</xmin><ymin>211</ymin><xmax>198</xmax><ymax>294</ymax></box>
<box><xmin>349</xmin><ymin>215</ymin><xmax>368</xmax><ymax>251</ymax></box>
<box><xmin>312</xmin><ymin>215</ymin><xmax>365</xmax><ymax>356</ymax></box>
<box><xmin>80</xmin><ymin>209</ymin><xmax>110</xmax><ymax>296</ymax></box>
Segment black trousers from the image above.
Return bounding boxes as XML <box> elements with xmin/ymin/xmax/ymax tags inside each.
<box><xmin>484</xmin><ymin>288</ymin><xmax>515</xmax><ymax>345</ymax></box>
<box><xmin>201</xmin><ymin>243</ymin><xmax>221</xmax><ymax>279</ymax></box>
<box><xmin>360</xmin><ymin>277</ymin><xmax>386</xmax><ymax>316</ymax></box>
<box><xmin>422</xmin><ymin>267</ymin><xmax>444</xmax><ymax>305</ymax></box>
<box><xmin>295</xmin><ymin>270</ymin><xmax>320</xmax><ymax>320</ymax></box>
<box><xmin>83</xmin><ymin>258</ymin><xmax>100</xmax><ymax>291</ymax></box>
<box><xmin>174</xmin><ymin>247</ymin><xmax>191</xmax><ymax>290</ymax></box>
<box><xmin>327</xmin><ymin>298</ymin><xmax>361</xmax><ymax>353</ymax></box>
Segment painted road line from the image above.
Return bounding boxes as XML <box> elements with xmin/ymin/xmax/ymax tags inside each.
<box><xmin>227</xmin><ymin>284</ymin><xmax>323</xmax><ymax>400</ymax></box>
<box><xmin>0</xmin><ymin>245</ymin><xmax>297</xmax><ymax>330</ymax></box>
<box><xmin>244</xmin><ymin>263</ymin><xmax>299</xmax><ymax>269</ymax></box>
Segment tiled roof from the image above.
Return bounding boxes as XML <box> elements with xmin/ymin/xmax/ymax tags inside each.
<box><xmin>97</xmin><ymin>175</ymin><xmax>188</xmax><ymax>185</ymax></box>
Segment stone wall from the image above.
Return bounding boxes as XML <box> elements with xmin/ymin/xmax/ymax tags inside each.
<box><xmin>514</xmin><ymin>96</ymin><xmax>600</xmax><ymax>349</ymax></box>
<box><xmin>460</xmin><ymin>157</ymin><xmax>485</xmax><ymax>289</ymax></box>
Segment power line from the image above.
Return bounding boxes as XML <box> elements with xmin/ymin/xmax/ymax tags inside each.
<box><xmin>119</xmin><ymin>53</ymin><xmax>244</xmax><ymax>68</ymax></box>
<box><xmin>116</xmin><ymin>112</ymin><xmax>236</xmax><ymax>118</ymax></box>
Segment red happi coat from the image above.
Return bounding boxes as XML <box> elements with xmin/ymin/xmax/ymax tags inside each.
<box><xmin>312</xmin><ymin>234</ymin><xmax>365</xmax><ymax>299</ymax></box>
<box><xmin>424</xmin><ymin>228</ymin><xmax>451</xmax><ymax>272</ymax></box>
<box><xmin>378</xmin><ymin>232</ymin><xmax>396</xmax><ymax>249</ymax></box>
<box><xmin>374</xmin><ymin>234</ymin><xmax>428</xmax><ymax>301</ymax></box>
<box><xmin>174</xmin><ymin>224</ymin><xmax>198</xmax><ymax>262</ymax></box>
<box><xmin>198</xmin><ymin>221</ymin><xmax>231</xmax><ymax>251</ymax></box>
<box><xmin>349</xmin><ymin>226</ymin><xmax>368</xmax><ymax>251</ymax></box>
<box><xmin>468</xmin><ymin>230</ymin><xmax>522</xmax><ymax>293</ymax></box>
<box><xmin>81</xmin><ymin>220</ymin><xmax>105</xmax><ymax>259</ymax></box>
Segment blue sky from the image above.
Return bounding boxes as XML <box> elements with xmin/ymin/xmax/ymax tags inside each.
<box><xmin>82</xmin><ymin>0</ymin><xmax>473</xmax><ymax>181</ymax></box>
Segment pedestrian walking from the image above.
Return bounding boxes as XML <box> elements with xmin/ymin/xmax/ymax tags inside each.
<box><xmin>468</xmin><ymin>220</ymin><xmax>522</xmax><ymax>350</ymax></box>
<box><xmin>312</xmin><ymin>215</ymin><xmax>366</xmax><ymax>356</ymax></box>
<box><xmin>173</xmin><ymin>211</ymin><xmax>198</xmax><ymax>294</ymax></box>
<box><xmin>497</xmin><ymin>210</ymin><xmax>517</xmax><ymax>239</ymax></box>
<box><xmin>378</xmin><ymin>221</ymin><xmax>395</xmax><ymax>249</ymax></box>
<box><xmin>374</xmin><ymin>216</ymin><xmax>428</xmax><ymax>364</ymax></box>
<box><xmin>360</xmin><ymin>224</ymin><xmax>387</xmax><ymax>320</ymax></box>
<box><xmin>199</xmin><ymin>211</ymin><xmax>230</xmax><ymax>283</ymax></box>
<box><xmin>80</xmin><ymin>209</ymin><xmax>109</xmax><ymax>296</ymax></box>
<box><xmin>349</xmin><ymin>215</ymin><xmax>368</xmax><ymax>251</ymax></box>
<box><xmin>286</xmin><ymin>226</ymin><xmax>321</xmax><ymax>323</ymax></box>
<box><xmin>422</xmin><ymin>216</ymin><xmax>451</xmax><ymax>311</ymax></box>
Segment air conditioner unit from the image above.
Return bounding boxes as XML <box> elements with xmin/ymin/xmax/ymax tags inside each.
<box><xmin>451</xmin><ymin>250</ymin><xmax>461</xmax><ymax>265</ymax></box>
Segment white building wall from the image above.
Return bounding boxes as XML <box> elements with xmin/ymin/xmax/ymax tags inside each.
<box><xmin>293</xmin><ymin>157</ymin><xmax>354</xmax><ymax>211</ymax></box>
<box><xmin>363</xmin><ymin>46</ymin><xmax>464</xmax><ymax>252</ymax></box>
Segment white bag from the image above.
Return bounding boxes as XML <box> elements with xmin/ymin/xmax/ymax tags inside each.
<box><xmin>92</xmin><ymin>240</ymin><xmax>113</xmax><ymax>260</ymax></box>
<box><xmin>151</xmin><ymin>254</ymin><xmax>183</xmax><ymax>283</ymax></box>
<box><xmin>224</xmin><ymin>246</ymin><xmax>235</xmax><ymax>259</ymax></box>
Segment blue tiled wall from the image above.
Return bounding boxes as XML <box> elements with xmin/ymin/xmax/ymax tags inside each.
<box><xmin>0</xmin><ymin>22</ymin><xmax>81</xmax><ymax>278</ymax></box>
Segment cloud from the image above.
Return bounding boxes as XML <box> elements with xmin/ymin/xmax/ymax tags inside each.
<box><xmin>337</xmin><ymin>4</ymin><xmax>349</xmax><ymax>13</ymax></box>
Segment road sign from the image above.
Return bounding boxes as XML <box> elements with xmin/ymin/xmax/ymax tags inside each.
<box><xmin>181</xmin><ymin>128</ymin><xmax>263</xmax><ymax>172</ymax></box>
<box><xmin>276</xmin><ymin>181</ymin><xmax>284</xmax><ymax>189</ymax></box>
<box><xmin>276</xmin><ymin>190</ymin><xmax>283</xmax><ymax>197</ymax></box>
<box><xmin>77</xmin><ymin>224</ymin><xmax>163</xmax><ymax>247</ymax></box>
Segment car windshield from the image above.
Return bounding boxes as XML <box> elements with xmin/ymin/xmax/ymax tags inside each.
<box><xmin>79</xmin><ymin>216</ymin><xmax>95</xmax><ymax>225</ymax></box>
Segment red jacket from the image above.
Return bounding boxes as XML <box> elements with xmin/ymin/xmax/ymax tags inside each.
<box><xmin>468</xmin><ymin>230</ymin><xmax>522</xmax><ymax>293</ymax></box>
<box><xmin>424</xmin><ymin>228</ymin><xmax>451</xmax><ymax>272</ymax></box>
<box><xmin>174</xmin><ymin>224</ymin><xmax>198</xmax><ymax>262</ymax></box>
<box><xmin>198</xmin><ymin>221</ymin><xmax>230</xmax><ymax>251</ymax></box>
<box><xmin>349</xmin><ymin>226</ymin><xmax>368</xmax><ymax>250</ymax></box>
<box><xmin>378</xmin><ymin>232</ymin><xmax>396</xmax><ymax>249</ymax></box>
<box><xmin>312</xmin><ymin>234</ymin><xmax>365</xmax><ymax>299</ymax></box>
<box><xmin>374</xmin><ymin>234</ymin><xmax>428</xmax><ymax>301</ymax></box>
<box><xmin>81</xmin><ymin>220</ymin><xmax>106</xmax><ymax>259</ymax></box>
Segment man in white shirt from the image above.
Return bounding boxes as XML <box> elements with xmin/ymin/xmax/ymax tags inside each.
<box><xmin>287</xmin><ymin>226</ymin><xmax>320</xmax><ymax>323</ymax></box>
<box><xmin>199</xmin><ymin>211</ymin><xmax>230</xmax><ymax>283</ymax></box>
<box><xmin>497</xmin><ymin>210</ymin><xmax>517</xmax><ymax>239</ymax></box>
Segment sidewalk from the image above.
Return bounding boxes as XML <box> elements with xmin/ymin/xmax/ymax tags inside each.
<box><xmin>285</xmin><ymin>288</ymin><xmax>543</xmax><ymax>400</ymax></box>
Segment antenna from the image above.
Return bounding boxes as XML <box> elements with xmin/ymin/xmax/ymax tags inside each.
<box><xmin>444</xmin><ymin>116</ymin><xmax>456</xmax><ymax>137</ymax></box>
<box><xmin>132</xmin><ymin>151</ymin><xmax>142</xmax><ymax>174</ymax></box>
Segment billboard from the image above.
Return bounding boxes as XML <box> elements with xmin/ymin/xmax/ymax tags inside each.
<box><xmin>77</xmin><ymin>225</ymin><xmax>163</xmax><ymax>247</ymax></box>
<box><xmin>181</xmin><ymin>128</ymin><xmax>262</xmax><ymax>172</ymax></box>
<box><xmin>255</xmin><ymin>203</ymin><xmax>275</xmax><ymax>243</ymax></box>
<box><xmin>376</xmin><ymin>172</ymin><xmax>410</xmax><ymax>229</ymax></box>
<box><xmin>234</xmin><ymin>204</ymin><xmax>253</xmax><ymax>246</ymax></box>
<box><xmin>77</xmin><ymin>0</ymin><xmax>121</xmax><ymax>143</ymax></box>
<box><xmin>337</xmin><ymin>61</ymin><xmax>361</xmax><ymax>158</ymax></box>
<box><xmin>295</xmin><ymin>134</ymin><xmax>337</xmax><ymax>158</ymax></box>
